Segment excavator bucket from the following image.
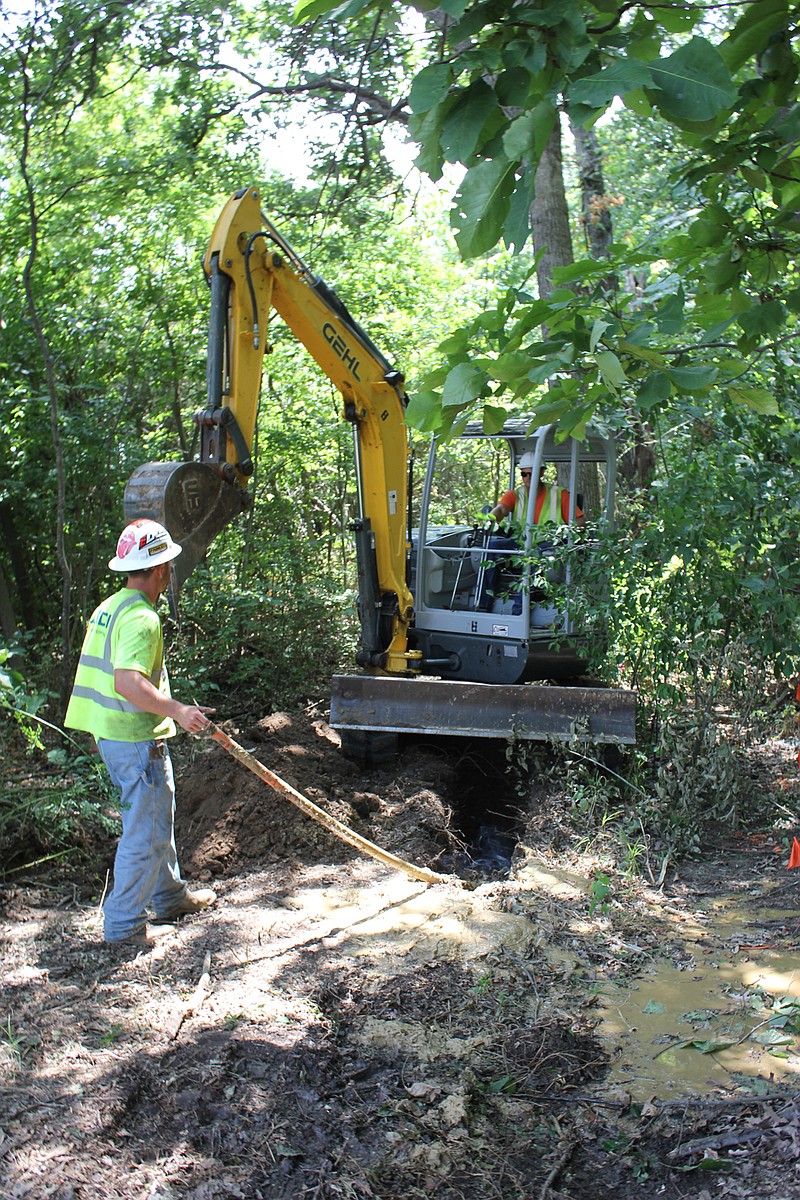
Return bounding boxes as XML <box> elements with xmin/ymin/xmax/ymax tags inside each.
<box><xmin>124</xmin><ymin>461</ymin><xmax>249</xmax><ymax>590</ymax></box>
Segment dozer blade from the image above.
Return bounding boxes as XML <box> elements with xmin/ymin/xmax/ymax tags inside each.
<box><xmin>124</xmin><ymin>461</ymin><xmax>248</xmax><ymax>590</ymax></box>
<box><xmin>330</xmin><ymin>674</ymin><xmax>636</xmax><ymax>745</ymax></box>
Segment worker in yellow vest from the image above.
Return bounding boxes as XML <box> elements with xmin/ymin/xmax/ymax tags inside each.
<box><xmin>480</xmin><ymin>453</ymin><xmax>584</xmax><ymax>610</ymax></box>
<box><xmin>66</xmin><ymin>519</ymin><xmax>216</xmax><ymax>946</ymax></box>
<box><xmin>489</xmin><ymin>452</ymin><xmax>585</xmax><ymax>528</ymax></box>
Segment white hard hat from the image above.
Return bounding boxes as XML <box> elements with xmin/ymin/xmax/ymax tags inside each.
<box><xmin>518</xmin><ymin>451</ymin><xmax>537</xmax><ymax>470</ymax></box>
<box><xmin>109</xmin><ymin>519</ymin><xmax>182</xmax><ymax>572</ymax></box>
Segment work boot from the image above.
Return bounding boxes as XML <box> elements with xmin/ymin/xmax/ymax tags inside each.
<box><xmin>110</xmin><ymin>923</ymin><xmax>176</xmax><ymax>947</ymax></box>
<box><xmin>159</xmin><ymin>887</ymin><xmax>217</xmax><ymax>920</ymax></box>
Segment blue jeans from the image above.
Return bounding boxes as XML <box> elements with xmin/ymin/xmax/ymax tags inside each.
<box><xmin>479</xmin><ymin>535</ymin><xmax>523</xmax><ymax>613</ymax></box>
<box><xmin>97</xmin><ymin>738</ymin><xmax>187</xmax><ymax>941</ymax></box>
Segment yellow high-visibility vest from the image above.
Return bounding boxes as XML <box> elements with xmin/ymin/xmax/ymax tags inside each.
<box><xmin>65</xmin><ymin>589</ymin><xmax>175</xmax><ymax>742</ymax></box>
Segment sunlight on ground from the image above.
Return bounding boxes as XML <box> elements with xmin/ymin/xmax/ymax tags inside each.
<box><xmin>291</xmin><ymin>875</ymin><xmax>539</xmax><ymax>962</ymax></box>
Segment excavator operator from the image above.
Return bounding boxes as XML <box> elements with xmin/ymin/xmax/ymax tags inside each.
<box><xmin>489</xmin><ymin>453</ymin><xmax>586</xmax><ymax>528</ymax></box>
<box><xmin>480</xmin><ymin>452</ymin><xmax>585</xmax><ymax>611</ymax></box>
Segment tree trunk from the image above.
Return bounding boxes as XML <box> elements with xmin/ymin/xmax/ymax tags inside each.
<box><xmin>20</xmin><ymin>170</ymin><xmax>72</xmax><ymax>710</ymax></box>
<box><xmin>530</xmin><ymin>120</ymin><xmax>575</xmax><ymax>301</ymax></box>
<box><xmin>570</xmin><ymin>120</ymin><xmax>614</xmax><ymax>261</ymax></box>
<box><xmin>0</xmin><ymin>559</ymin><xmax>18</xmax><ymax>646</ymax></box>
<box><xmin>0</xmin><ymin>501</ymin><xmax>38</xmax><ymax>630</ymax></box>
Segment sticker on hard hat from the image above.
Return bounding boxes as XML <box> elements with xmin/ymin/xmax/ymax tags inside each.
<box><xmin>148</xmin><ymin>541</ymin><xmax>168</xmax><ymax>556</ymax></box>
<box><xmin>117</xmin><ymin>530</ymin><xmax>139</xmax><ymax>558</ymax></box>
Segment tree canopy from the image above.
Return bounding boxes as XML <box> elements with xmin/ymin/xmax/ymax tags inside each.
<box><xmin>1</xmin><ymin>0</ymin><xmax>799</xmax><ymax>734</ymax></box>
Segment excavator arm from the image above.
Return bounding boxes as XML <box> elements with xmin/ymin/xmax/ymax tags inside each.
<box><xmin>124</xmin><ymin>186</ymin><xmax>420</xmax><ymax>675</ymax></box>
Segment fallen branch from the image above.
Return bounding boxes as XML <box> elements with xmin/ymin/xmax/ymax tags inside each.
<box><xmin>204</xmin><ymin>722</ymin><xmax>466</xmax><ymax>888</ymax></box>
<box><xmin>538</xmin><ymin>1134</ymin><xmax>577</xmax><ymax>1199</ymax></box>
<box><xmin>669</xmin><ymin>1100</ymin><xmax>800</xmax><ymax>1160</ymax></box>
<box><xmin>166</xmin><ymin>950</ymin><xmax>212</xmax><ymax>1041</ymax></box>
<box><xmin>670</xmin><ymin>1125</ymin><xmax>765</xmax><ymax>1159</ymax></box>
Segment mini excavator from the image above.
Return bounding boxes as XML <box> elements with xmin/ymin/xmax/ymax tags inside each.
<box><xmin>124</xmin><ymin>186</ymin><xmax>635</xmax><ymax>761</ymax></box>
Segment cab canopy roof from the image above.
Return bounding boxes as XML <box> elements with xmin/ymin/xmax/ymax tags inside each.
<box><xmin>458</xmin><ymin>419</ymin><xmax>614</xmax><ymax>465</ymax></box>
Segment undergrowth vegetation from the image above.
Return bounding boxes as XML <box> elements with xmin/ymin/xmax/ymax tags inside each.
<box><xmin>508</xmin><ymin>714</ymin><xmax>772</xmax><ymax>886</ymax></box>
<box><xmin>1</xmin><ymin>649</ymin><xmax>119</xmax><ymax>875</ymax></box>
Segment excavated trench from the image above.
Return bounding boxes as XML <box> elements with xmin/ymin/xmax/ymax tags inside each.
<box><xmin>409</xmin><ymin>736</ymin><xmax>524</xmax><ymax>879</ymax></box>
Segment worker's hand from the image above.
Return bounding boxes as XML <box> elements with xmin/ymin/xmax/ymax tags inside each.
<box><xmin>176</xmin><ymin>703</ymin><xmax>216</xmax><ymax>734</ymax></box>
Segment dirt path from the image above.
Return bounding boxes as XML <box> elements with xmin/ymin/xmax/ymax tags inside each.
<box><xmin>2</xmin><ymin>711</ymin><xmax>800</xmax><ymax>1199</ymax></box>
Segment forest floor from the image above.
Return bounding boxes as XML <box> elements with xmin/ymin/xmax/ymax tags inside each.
<box><xmin>3</xmin><ymin>707</ymin><xmax>800</xmax><ymax>1200</ymax></box>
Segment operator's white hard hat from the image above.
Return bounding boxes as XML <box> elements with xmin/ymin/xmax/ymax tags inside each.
<box><xmin>108</xmin><ymin>519</ymin><xmax>182</xmax><ymax>572</ymax></box>
<box><xmin>518</xmin><ymin>451</ymin><xmax>537</xmax><ymax>470</ymax></box>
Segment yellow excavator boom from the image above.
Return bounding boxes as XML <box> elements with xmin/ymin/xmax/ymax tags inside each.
<box><xmin>124</xmin><ymin>186</ymin><xmax>420</xmax><ymax>675</ymax></box>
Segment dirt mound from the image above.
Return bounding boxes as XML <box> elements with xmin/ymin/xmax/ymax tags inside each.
<box><xmin>176</xmin><ymin>713</ymin><xmax>460</xmax><ymax>879</ymax></box>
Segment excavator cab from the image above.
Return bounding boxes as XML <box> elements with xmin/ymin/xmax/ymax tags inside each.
<box><xmin>408</xmin><ymin>420</ymin><xmax>615</xmax><ymax>683</ymax></box>
<box><xmin>331</xmin><ymin>419</ymin><xmax>634</xmax><ymax>759</ymax></box>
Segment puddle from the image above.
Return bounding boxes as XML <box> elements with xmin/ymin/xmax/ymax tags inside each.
<box><xmin>598</xmin><ymin>921</ymin><xmax>800</xmax><ymax>1100</ymax></box>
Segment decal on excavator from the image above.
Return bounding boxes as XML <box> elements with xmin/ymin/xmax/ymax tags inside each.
<box><xmin>322</xmin><ymin>322</ymin><xmax>361</xmax><ymax>380</ymax></box>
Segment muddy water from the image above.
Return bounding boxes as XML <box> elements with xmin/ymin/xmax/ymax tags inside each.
<box><xmin>512</xmin><ymin>856</ymin><xmax>800</xmax><ymax>1100</ymax></box>
<box><xmin>599</xmin><ymin>896</ymin><xmax>800</xmax><ymax>1100</ymax></box>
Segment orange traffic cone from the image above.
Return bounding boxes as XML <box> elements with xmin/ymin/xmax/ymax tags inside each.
<box><xmin>788</xmin><ymin>837</ymin><xmax>800</xmax><ymax>869</ymax></box>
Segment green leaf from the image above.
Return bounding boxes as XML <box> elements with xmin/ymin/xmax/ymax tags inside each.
<box><xmin>737</xmin><ymin>299</ymin><xmax>787</xmax><ymax>338</ymax></box>
<box><xmin>688</xmin><ymin>213</ymin><xmax>729</xmax><ymax>248</ymax></box>
<box><xmin>590</xmin><ymin>319</ymin><xmax>612</xmax><ymax>353</ymax></box>
<box><xmin>293</xmin><ymin>0</ymin><xmax>347</xmax><ymax>18</ymax></box>
<box><xmin>619</xmin><ymin>341</ymin><xmax>666</xmax><ymax>368</ymax></box>
<box><xmin>704</xmin><ymin>249</ymin><xmax>744</xmax><ymax>290</ymax></box>
<box><xmin>556</xmin><ymin>403</ymin><xmax>595</xmax><ymax>441</ymax></box>
<box><xmin>527</xmin><ymin>361</ymin><xmax>555</xmax><ymax>385</ymax></box>
<box><xmin>504</xmin><ymin>163</ymin><xmax>534</xmax><ymax>252</ymax></box>
<box><xmin>408</xmin><ymin>63</ymin><xmax>453</xmax><ymax>114</ymax></box>
<box><xmin>441</xmin><ymin>80</ymin><xmax>498</xmax><ymax>163</ymax></box>
<box><xmin>293</xmin><ymin>0</ymin><xmax>373</xmax><ymax>18</ymax></box>
<box><xmin>439</xmin><ymin>328</ymin><xmax>471</xmax><ymax>356</ymax></box>
<box><xmin>503</xmin><ymin>39</ymin><xmax>547</xmax><ymax>74</ymax></box>
<box><xmin>503</xmin><ymin>101</ymin><xmax>557</xmax><ymax>162</ymax></box>
<box><xmin>657</xmin><ymin>5</ymin><xmax>702</xmax><ymax>34</ymax></box>
<box><xmin>648</xmin><ymin>38</ymin><xmax>737</xmax><ymax>123</ymax></box>
<box><xmin>751</xmin><ymin>1028</ymin><xmax>793</xmax><ymax>1046</ymax></box>
<box><xmin>552</xmin><ymin>257</ymin><xmax>611</xmax><ymax>285</ymax></box>
<box><xmin>679</xmin><ymin>1158</ymin><xmax>735</xmax><ymax>1174</ymax></box>
<box><xmin>441</xmin><ymin>361</ymin><xmax>489</xmax><ymax>409</ymax></box>
<box><xmin>692</xmin><ymin>292</ymin><xmax>741</xmax><ymax>331</ymax></box>
<box><xmin>408</xmin><ymin>103</ymin><xmax>449</xmax><ymax>181</ymax></box>
<box><xmin>486</xmin><ymin>351</ymin><xmax>534</xmax><ymax>383</ymax></box>
<box><xmin>687</xmin><ymin>1037</ymin><xmax>738</xmax><ymax>1054</ymax></box>
<box><xmin>637</xmin><ymin>372</ymin><xmax>672</xmax><ymax>412</ymax></box>
<box><xmin>643</xmin><ymin>1000</ymin><xmax>668</xmax><ymax>1014</ymax></box>
<box><xmin>567</xmin><ymin>57</ymin><xmax>653</xmax><ymax>111</ymax></box>
<box><xmin>405</xmin><ymin>390</ymin><xmax>443</xmax><ymax>432</ymax></box>
<box><xmin>653</xmin><ymin>288</ymin><xmax>685</xmax><ymax>334</ymax></box>
<box><xmin>482</xmin><ymin>403</ymin><xmax>509</xmax><ymax>433</ymax></box>
<box><xmin>596</xmin><ymin>350</ymin><xmax>627</xmax><ymax>391</ymax></box>
<box><xmin>728</xmin><ymin>387</ymin><xmax>780</xmax><ymax>415</ymax></box>
<box><xmin>720</xmin><ymin>0</ymin><xmax>789</xmax><ymax>74</ymax></box>
<box><xmin>666</xmin><ymin>366</ymin><xmax>718</xmax><ymax>393</ymax></box>
<box><xmin>452</xmin><ymin>156</ymin><xmax>518</xmax><ymax>258</ymax></box>
<box><xmin>623</xmin><ymin>87</ymin><xmax>654</xmax><ymax>117</ymax></box>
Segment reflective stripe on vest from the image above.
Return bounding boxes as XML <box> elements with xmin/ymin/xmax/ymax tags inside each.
<box><xmin>533</xmin><ymin>485</ymin><xmax>568</xmax><ymax>525</ymax></box>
